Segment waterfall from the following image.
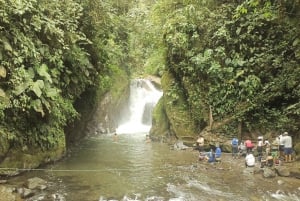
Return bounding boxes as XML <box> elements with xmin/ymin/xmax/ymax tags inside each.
<box><xmin>116</xmin><ymin>79</ymin><xmax>162</xmax><ymax>134</ymax></box>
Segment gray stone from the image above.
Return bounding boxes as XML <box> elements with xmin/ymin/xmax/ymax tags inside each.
<box><xmin>18</xmin><ymin>187</ymin><xmax>34</xmax><ymax>198</ymax></box>
<box><xmin>275</xmin><ymin>167</ymin><xmax>290</xmax><ymax>177</ymax></box>
<box><xmin>26</xmin><ymin>177</ymin><xmax>47</xmax><ymax>190</ymax></box>
<box><xmin>173</xmin><ymin>141</ymin><xmax>189</xmax><ymax>150</ymax></box>
<box><xmin>263</xmin><ymin>168</ymin><xmax>276</xmax><ymax>178</ymax></box>
<box><xmin>289</xmin><ymin>167</ymin><xmax>300</xmax><ymax>179</ymax></box>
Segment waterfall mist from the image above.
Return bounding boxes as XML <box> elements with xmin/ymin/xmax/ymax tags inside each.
<box><xmin>116</xmin><ymin>79</ymin><xmax>162</xmax><ymax>134</ymax></box>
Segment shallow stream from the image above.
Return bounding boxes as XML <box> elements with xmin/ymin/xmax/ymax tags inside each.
<box><xmin>10</xmin><ymin>133</ymin><xmax>300</xmax><ymax>201</ymax></box>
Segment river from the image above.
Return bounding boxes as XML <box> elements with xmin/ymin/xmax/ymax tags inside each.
<box><xmin>10</xmin><ymin>132</ymin><xmax>300</xmax><ymax>201</ymax></box>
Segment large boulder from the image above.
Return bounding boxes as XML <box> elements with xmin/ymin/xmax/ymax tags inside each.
<box><xmin>151</xmin><ymin>71</ymin><xmax>198</xmax><ymax>140</ymax></box>
<box><xmin>26</xmin><ymin>177</ymin><xmax>47</xmax><ymax>190</ymax></box>
<box><xmin>275</xmin><ymin>167</ymin><xmax>290</xmax><ymax>177</ymax></box>
<box><xmin>294</xmin><ymin>142</ymin><xmax>300</xmax><ymax>157</ymax></box>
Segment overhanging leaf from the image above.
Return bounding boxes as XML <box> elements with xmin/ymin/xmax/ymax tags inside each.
<box><xmin>14</xmin><ymin>82</ymin><xmax>30</xmax><ymax>95</ymax></box>
<box><xmin>0</xmin><ymin>66</ymin><xmax>6</xmax><ymax>78</ymax></box>
<box><xmin>37</xmin><ymin>64</ymin><xmax>52</xmax><ymax>83</ymax></box>
<box><xmin>31</xmin><ymin>99</ymin><xmax>45</xmax><ymax>117</ymax></box>
<box><xmin>3</xmin><ymin>40</ymin><xmax>12</xmax><ymax>52</ymax></box>
<box><xmin>45</xmin><ymin>87</ymin><xmax>59</xmax><ymax>99</ymax></box>
<box><xmin>31</xmin><ymin>80</ymin><xmax>44</xmax><ymax>97</ymax></box>
<box><xmin>0</xmin><ymin>88</ymin><xmax>5</xmax><ymax>97</ymax></box>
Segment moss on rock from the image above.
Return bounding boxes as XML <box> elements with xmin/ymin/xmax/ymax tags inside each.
<box><xmin>0</xmin><ymin>135</ymin><xmax>65</xmax><ymax>176</ymax></box>
<box><xmin>150</xmin><ymin>71</ymin><xmax>197</xmax><ymax>141</ymax></box>
<box><xmin>150</xmin><ymin>98</ymin><xmax>169</xmax><ymax>138</ymax></box>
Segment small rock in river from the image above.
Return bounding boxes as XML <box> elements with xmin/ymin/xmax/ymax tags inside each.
<box><xmin>277</xmin><ymin>180</ymin><xmax>284</xmax><ymax>185</ymax></box>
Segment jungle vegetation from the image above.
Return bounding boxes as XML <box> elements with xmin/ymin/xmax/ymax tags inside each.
<box><xmin>0</xmin><ymin>0</ymin><xmax>299</xmax><ymax>151</ymax></box>
<box><xmin>148</xmin><ymin>0</ymin><xmax>300</xmax><ymax>137</ymax></box>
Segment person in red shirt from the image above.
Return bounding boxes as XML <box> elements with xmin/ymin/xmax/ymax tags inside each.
<box><xmin>244</xmin><ymin>138</ymin><xmax>254</xmax><ymax>153</ymax></box>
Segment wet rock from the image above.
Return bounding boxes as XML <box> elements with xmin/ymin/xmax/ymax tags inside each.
<box><xmin>263</xmin><ymin>168</ymin><xmax>276</xmax><ymax>178</ymax></box>
<box><xmin>221</xmin><ymin>141</ymin><xmax>232</xmax><ymax>153</ymax></box>
<box><xmin>52</xmin><ymin>193</ymin><xmax>66</xmax><ymax>201</ymax></box>
<box><xmin>17</xmin><ymin>187</ymin><xmax>34</xmax><ymax>198</ymax></box>
<box><xmin>0</xmin><ymin>180</ymin><xmax>7</xmax><ymax>184</ymax></box>
<box><xmin>253</xmin><ymin>167</ymin><xmax>263</xmax><ymax>174</ymax></box>
<box><xmin>173</xmin><ymin>141</ymin><xmax>189</xmax><ymax>150</ymax></box>
<box><xmin>289</xmin><ymin>168</ymin><xmax>300</xmax><ymax>179</ymax></box>
<box><xmin>0</xmin><ymin>185</ymin><xmax>16</xmax><ymax>201</ymax></box>
<box><xmin>26</xmin><ymin>177</ymin><xmax>47</xmax><ymax>190</ymax></box>
<box><xmin>26</xmin><ymin>193</ymin><xmax>47</xmax><ymax>201</ymax></box>
<box><xmin>275</xmin><ymin>167</ymin><xmax>290</xmax><ymax>177</ymax></box>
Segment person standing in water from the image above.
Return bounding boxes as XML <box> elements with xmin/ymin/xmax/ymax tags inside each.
<box><xmin>113</xmin><ymin>132</ymin><xmax>118</xmax><ymax>142</ymax></box>
<box><xmin>244</xmin><ymin>137</ymin><xmax>254</xmax><ymax>153</ymax></box>
<box><xmin>146</xmin><ymin>135</ymin><xmax>151</xmax><ymax>143</ymax></box>
<box><xmin>280</xmin><ymin>132</ymin><xmax>293</xmax><ymax>162</ymax></box>
<box><xmin>231</xmin><ymin>137</ymin><xmax>239</xmax><ymax>159</ymax></box>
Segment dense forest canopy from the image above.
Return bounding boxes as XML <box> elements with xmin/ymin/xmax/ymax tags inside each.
<box><xmin>148</xmin><ymin>0</ymin><xmax>300</xmax><ymax>136</ymax></box>
<box><xmin>0</xmin><ymin>0</ymin><xmax>299</xmax><ymax>152</ymax></box>
<box><xmin>0</xmin><ymin>0</ymin><xmax>133</xmax><ymax>149</ymax></box>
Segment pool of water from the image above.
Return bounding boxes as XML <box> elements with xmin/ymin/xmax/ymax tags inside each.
<box><xmin>10</xmin><ymin>133</ymin><xmax>300</xmax><ymax>201</ymax></box>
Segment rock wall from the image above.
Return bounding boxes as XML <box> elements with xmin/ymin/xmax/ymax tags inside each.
<box><xmin>150</xmin><ymin>71</ymin><xmax>198</xmax><ymax>143</ymax></box>
<box><xmin>0</xmin><ymin>133</ymin><xmax>65</xmax><ymax>176</ymax></box>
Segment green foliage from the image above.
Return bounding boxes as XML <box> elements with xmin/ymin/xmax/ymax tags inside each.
<box><xmin>0</xmin><ymin>0</ymin><xmax>104</xmax><ymax>149</ymax></box>
<box><xmin>154</xmin><ymin>0</ymin><xmax>300</xmax><ymax>135</ymax></box>
<box><xmin>0</xmin><ymin>0</ymin><xmax>134</xmax><ymax>150</ymax></box>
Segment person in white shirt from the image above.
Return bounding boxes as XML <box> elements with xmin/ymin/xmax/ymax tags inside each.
<box><xmin>264</xmin><ymin>139</ymin><xmax>271</xmax><ymax>156</ymax></box>
<box><xmin>245</xmin><ymin>152</ymin><xmax>255</xmax><ymax>167</ymax></box>
<box><xmin>280</xmin><ymin>132</ymin><xmax>293</xmax><ymax>162</ymax></box>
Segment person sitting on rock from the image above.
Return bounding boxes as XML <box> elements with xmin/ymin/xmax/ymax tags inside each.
<box><xmin>231</xmin><ymin>137</ymin><xmax>239</xmax><ymax>159</ymax></box>
<box><xmin>245</xmin><ymin>152</ymin><xmax>255</xmax><ymax>167</ymax></box>
<box><xmin>195</xmin><ymin>135</ymin><xmax>204</xmax><ymax>153</ymax></box>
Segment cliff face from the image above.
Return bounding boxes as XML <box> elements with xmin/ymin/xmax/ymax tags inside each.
<box><xmin>150</xmin><ymin>71</ymin><xmax>199</xmax><ymax>144</ymax></box>
<box><xmin>65</xmin><ymin>69</ymin><xmax>130</xmax><ymax>144</ymax></box>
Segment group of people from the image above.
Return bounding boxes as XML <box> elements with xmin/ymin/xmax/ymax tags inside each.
<box><xmin>195</xmin><ymin>131</ymin><xmax>293</xmax><ymax>167</ymax></box>
<box><xmin>234</xmin><ymin>131</ymin><xmax>294</xmax><ymax>168</ymax></box>
<box><xmin>196</xmin><ymin>135</ymin><xmax>222</xmax><ymax>163</ymax></box>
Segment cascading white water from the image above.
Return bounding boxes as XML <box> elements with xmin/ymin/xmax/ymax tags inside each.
<box><xmin>116</xmin><ymin>79</ymin><xmax>163</xmax><ymax>134</ymax></box>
